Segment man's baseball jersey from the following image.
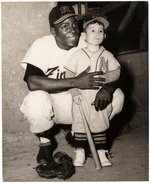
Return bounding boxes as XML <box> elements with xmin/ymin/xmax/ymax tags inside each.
<box><xmin>20</xmin><ymin>35</ymin><xmax>87</xmax><ymax>127</ymax></box>
<box><xmin>21</xmin><ymin>35</ymin><xmax>86</xmax><ymax>79</ymax></box>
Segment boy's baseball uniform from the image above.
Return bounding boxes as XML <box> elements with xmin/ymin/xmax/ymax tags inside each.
<box><xmin>64</xmin><ymin>46</ymin><xmax>120</xmax><ymax>134</ymax></box>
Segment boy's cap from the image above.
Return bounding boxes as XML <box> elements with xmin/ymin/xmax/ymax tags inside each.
<box><xmin>49</xmin><ymin>5</ymin><xmax>80</xmax><ymax>27</ymax></box>
<box><xmin>83</xmin><ymin>16</ymin><xmax>109</xmax><ymax>30</ymax></box>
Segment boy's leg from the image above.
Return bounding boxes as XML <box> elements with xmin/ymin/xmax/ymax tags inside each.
<box><xmin>74</xmin><ymin>148</ymin><xmax>85</xmax><ymax>166</ymax></box>
<box><xmin>93</xmin><ymin>132</ymin><xmax>112</xmax><ymax>167</ymax></box>
<box><xmin>68</xmin><ymin>131</ymin><xmax>87</xmax><ymax>167</ymax></box>
<box><xmin>97</xmin><ymin>149</ymin><xmax>112</xmax><ymax>167</ymax></box>
<box><xmin>93</xmin><ymin>88</ymin><xmax>124</xmax><ymax>167</ymax></box>
<box><xmin>70</xmin><ymin>131</ymin><xmax>112</xmax><ymax>167</ymax></box>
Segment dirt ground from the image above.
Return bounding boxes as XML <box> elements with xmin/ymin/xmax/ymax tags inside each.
<box><xmin>3</xmin><ymin>111</ymin><xmax>148</xmax><ymax>181</ymax></box>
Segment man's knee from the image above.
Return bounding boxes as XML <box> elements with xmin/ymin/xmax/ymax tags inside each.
<box><xmin>20</xmin><ymin>90</ymin><xmax>54</xmax><ymax>133</ymax></box>
<box><xmin>21</xmin><ymin>90</ymin><xmax>52</xmax><ymax>114</ymax></box>
<box><xmin>112</xmin><ymin>88</ymin><xmax>125</xmax><ymax>114</ymax></box>
<box><xmin>27</xmin><ymin>90</ymin><xmax>50</xmax><ymax>103</ymax></box>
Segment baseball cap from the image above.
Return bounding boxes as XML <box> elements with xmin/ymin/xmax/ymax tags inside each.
<box><xmin>49</xmin><ymin>5</ymin><xmax>80</xmax><ymax>27</ymax></box>
<box><xmin>83</xmin><ymin>16</ymin><xmax>109</xmax><ymax>30</ymax></box>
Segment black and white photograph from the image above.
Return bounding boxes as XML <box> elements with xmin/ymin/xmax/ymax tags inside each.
<box><xmin>2</xmin><ymin>1</ymin><xmax>148</xmax><ymax>181</ymax></box>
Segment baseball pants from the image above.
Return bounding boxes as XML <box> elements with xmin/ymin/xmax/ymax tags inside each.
<box><xmin>20</xmin><ymin>89</ymin><xmax>124</xmax><ymax>134</ymax></box>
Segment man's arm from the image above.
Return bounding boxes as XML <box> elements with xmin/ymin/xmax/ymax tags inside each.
<box><xmin>25</xmin><ymin>64</ymin><xmax>105</xmax><ymax>93</ymax></box>
<box><xmin>94</xmin><ymin>68</ymin><xmax>121</xmax><ymax>111</ymax></box>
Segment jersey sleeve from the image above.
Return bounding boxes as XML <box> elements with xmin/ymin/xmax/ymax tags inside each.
<box><xmin>21</xmin><ymin>38</ymin><xmax>50</xmax><ymax>73</ymax></box>
<box><xmin>104</xmin><ymin>68</ymin><xmax>121</xmax><ymax>83</ymax></box>
<box><xmin>105</xmin><ymin>51</ymin><xmax>120</xmax><ymax>71</ymax></box>
<box><xmin>23</xmin><ymin>63</ymin><xmax>45</xmax><ymax>82</ymax></box>
<box><xmin>101</xmin><ymin>50</ymin><xmax>121</xmax><ymax>83</ymax></box>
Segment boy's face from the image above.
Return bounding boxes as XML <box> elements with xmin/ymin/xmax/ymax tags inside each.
<box><xmin>84</xmin><ymin>23</ymin><xmax>106</xmax><ymax>46</ymax></box>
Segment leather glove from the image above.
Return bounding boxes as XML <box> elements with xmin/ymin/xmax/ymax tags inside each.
<box><xmin>36</xmin><ymin>151</ymin><xmax>75</xmax><ymax>180</ymax></box>
<box><xmin>94</xmin><ymin>83</ymin><xmax>114</xmax><ymax>111</ymax></box>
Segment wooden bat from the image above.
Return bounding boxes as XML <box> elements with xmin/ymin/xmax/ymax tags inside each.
<box><xmin>78</xmin><ymin>98</ymin><xmax>102</xmax><ymax>170</ymax></box>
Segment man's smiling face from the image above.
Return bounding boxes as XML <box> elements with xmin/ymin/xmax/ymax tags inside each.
<box><xmin>53</xmin><ymin>17</ymin><xmax>80</xmax><ymax>50</ymax></box>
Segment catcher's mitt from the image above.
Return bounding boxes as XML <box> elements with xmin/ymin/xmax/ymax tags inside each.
<box><xmin>36</xmin><ymin>151</ymin><xmax>75</xmax><ymax>180</ymax></box>
<box><xmin>53</xmin><ymin>151</ymin><xmax>72</xmax><ymax>164</ymax></box>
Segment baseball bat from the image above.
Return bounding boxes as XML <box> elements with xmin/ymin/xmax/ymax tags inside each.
<box><xmin>78</xmin><ymin>98</ymin><xmax>102</xmax><ymax>170</ymax></box>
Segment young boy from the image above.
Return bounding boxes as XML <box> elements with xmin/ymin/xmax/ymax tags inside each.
<box><xmin>64</xmin><ymin>16</ymin><xmax>121</xmax><ymax>167</ymax></box>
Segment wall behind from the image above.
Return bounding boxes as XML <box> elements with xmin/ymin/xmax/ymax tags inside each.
<box><xmin>2</xmin><ymin>2</ymin><xmax>56</xmax><ymax>134</ymax></box>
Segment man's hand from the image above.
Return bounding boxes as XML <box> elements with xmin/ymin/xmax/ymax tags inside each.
<box><xmin>75</xmin><ymin>66</ymin><xmax>105</xmax><ymax>90</ymax></box>
<box><xmin>94</xmin><ymin>84</ymin><xmax>114</xmax><ymax>111</ymax></box>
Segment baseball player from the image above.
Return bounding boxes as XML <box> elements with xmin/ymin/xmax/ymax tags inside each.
<box><xmin>64</xmin><ymin>16</ymin><xmax>123</xmax><ymax>167</ymax></box>
<box><xmin>20</xmin><ymin>3</ymin><xmax>124</xmax><ymax>176</ymax></box>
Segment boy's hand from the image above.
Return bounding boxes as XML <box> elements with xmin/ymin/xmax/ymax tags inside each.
<box><xmin>69</xmin><ymin>88</ymin><xmax>81</xmax><ymax>104</ymax></box>
<box><xmin>75</xmin><ymin>66</ymin><xmax>105</xmax><ymax>90</ymax></box>
<box><xmin>94</xmin><ymin>84</ymin><xmax>114</xmax><ymax>111</ymax></box>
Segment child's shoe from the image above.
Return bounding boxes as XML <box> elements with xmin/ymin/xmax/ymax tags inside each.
<box><xmin>74</xmin><ymin>148</ymin><xmax>85</xmax><ymax>166</ymax></box>
<box><xmin>97</xmin><ymin>149</ymin><xmax>112</xmax><ymax>167</ymax></box>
